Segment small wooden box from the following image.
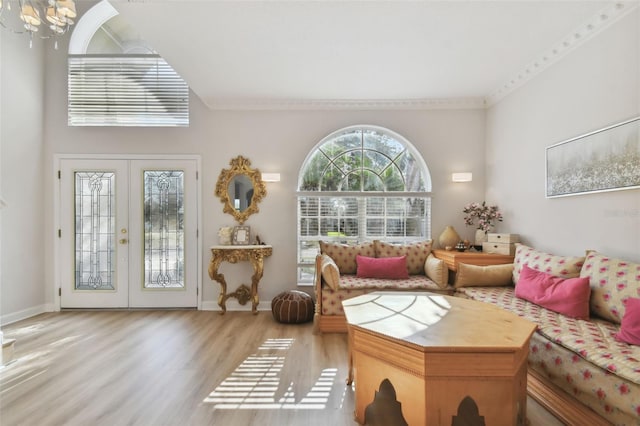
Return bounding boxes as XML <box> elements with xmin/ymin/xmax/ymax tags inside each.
<box><xmin>483</xmin><ymin>241</ymin><xmax>516</xmax><ymax>255</ymax></box>
<box><xmin>488</xmin><ymin>233</ymin><xmax>520</xmax><ymax>244</ymax></box>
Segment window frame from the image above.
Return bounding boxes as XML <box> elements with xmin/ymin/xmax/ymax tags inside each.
<box><xmin>296</xmin><ymin>125</ymin><xmax>432</xmax><ymax>285</ymax></box>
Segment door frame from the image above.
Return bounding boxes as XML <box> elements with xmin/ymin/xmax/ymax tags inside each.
<box><xmin>53</xmin><ymin>154</ymin><xmax>202</xmax><ymax>311</ymax></box>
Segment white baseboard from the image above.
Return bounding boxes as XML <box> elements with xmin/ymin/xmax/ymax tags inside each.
<box><xmin>1</xmin><ymin>304</ymin><xmax>49</xmax><ymax>326</ymax></box>
<box><xmin>201</xmin><ymin>300</ymin><xmax>271</xmax><ymax>312</ymax></box>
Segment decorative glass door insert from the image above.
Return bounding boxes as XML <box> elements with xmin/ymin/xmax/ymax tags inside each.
<box><xmin>144</xmin><ymin>170</ymin><xmax>185</xmax><ymax>289</ymax></box>
<box><xmin>75</xmin><ymin>172</ymin><xmax>116</xmax><ymax>291</ymax></box>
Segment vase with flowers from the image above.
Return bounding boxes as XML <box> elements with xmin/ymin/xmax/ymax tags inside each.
<box><xmin>463</xmin><ymin>201</ymin><xmax>503</xmax><ymax>249</ymax></box>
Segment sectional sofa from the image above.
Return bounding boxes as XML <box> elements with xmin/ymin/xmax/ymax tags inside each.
<box><xmin>313</xmin><ymin>239</ymin><xmax>451</xmax><ymax>333</ymax></box>
<box><xmin>313</xmin><ymin>240</ymin><xmax>640</xmax><ymax>425</ymax></box>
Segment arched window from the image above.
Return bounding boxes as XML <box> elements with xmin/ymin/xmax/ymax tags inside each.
<box><xmin>296</xmin><ymin>125</ymin><xmax>432</xmax><ymax>284</ymax></box>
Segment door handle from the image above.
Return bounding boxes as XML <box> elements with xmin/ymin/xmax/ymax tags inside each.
<box><xmin>119</xmin><ymin>238</ymin><xmax>128</xmax><ymax>244</ymax></box>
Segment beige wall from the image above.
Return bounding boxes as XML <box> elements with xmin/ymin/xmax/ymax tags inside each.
<box><xmin>42</xmin><ymin>77</ymin><xmax>486</xmax><ymax>309</ymax></box>
<box><xmin>3</xmin><ymin>8</ymin><xmax>638</xmax><ymax>323</ymax></box>
<box><xmin>33</xmin><ymin>23</ymin><xmax>486</xmax><ymax>316</ymax></box>
<box><xmin>1</xmin><ymin>31</ymin><xmax>47</xmax><ymax>323</ymax></box>
<box><xmin>486</xmin><ymin>10</ymin><xmax>640</xmax><ymax>260</ymax></box>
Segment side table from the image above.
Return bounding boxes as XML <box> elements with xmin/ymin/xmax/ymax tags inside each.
<box><xmin>432</xmin><ymin>249</ymin><xmax>514</xmax><ymax>283</ymax></box>
<box><xmin>208</xmin><ymin>245</ymin><xmax>272</xmax><ymax>314</ymax></box>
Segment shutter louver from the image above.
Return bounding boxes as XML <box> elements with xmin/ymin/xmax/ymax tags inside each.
<box><xmin>68</xmin><ymin>55</ymin><xmax>189</xmax><ymax>127</ymax></box>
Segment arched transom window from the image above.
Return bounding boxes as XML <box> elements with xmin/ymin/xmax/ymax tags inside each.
<box><xmin>67</xmin><ymin>1</ymin><xmax>188</xmax><ymax>127</ymax></box>
<box><xmin>296</xmin><ymin>125</ymin><xmax>432</xmax><ymax>284</ymax></box>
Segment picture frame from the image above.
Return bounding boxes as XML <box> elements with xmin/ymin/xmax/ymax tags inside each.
<box><xmin>232</xmin><ymin>226</ymin><xmax>251</xmax><ymax>245</ymax></box>
<box><xmin>545</xmin><ymin>116</ymin><xmax>640</xmax><ymax>198</ymax></box>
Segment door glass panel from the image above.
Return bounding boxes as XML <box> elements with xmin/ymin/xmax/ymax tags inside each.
<box><xmin>75</xmin><ymin>172</ymin><xmax>116</xmax><ymax>290</ymax></box>
<box><xmin>144</xmin><ymin>171</ymin><xmax>184</xmax><ymax>289</ymax></box>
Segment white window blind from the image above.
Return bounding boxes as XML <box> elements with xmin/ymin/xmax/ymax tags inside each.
<box><xmin>296</xmin><ymin>194</ymin><xmax>431</xmax><ymax>283</ymax></box>
<box><xmin>68</xmin><ymin>55</ymin><xmax>189</xmax><ymax>127</ymax></box>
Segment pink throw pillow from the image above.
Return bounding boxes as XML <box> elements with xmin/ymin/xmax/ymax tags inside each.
<box><xmin>515</xmin><ymin>264</ymin><xmax>591</xmax><ymax>319</ymax></box>
<box><xmin>356</xmin><ymin>255</ymin><xmax>409</xmax><ymax>280</ymax></box>
<box><xmin>615</xmin><ymin>298</ymin><xmax>640</xmax><ymax>346</ymax></box>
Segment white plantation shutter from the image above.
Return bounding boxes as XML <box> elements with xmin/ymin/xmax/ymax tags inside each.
<box><xmin>298</xmin><ymin>195</ymin><xmax>430</xmax><ymax>240</ymax></box>
<box><xmin>68</xmin><ymin>55</ymin><xmax>189</xmax><ymax>127</ymax></box>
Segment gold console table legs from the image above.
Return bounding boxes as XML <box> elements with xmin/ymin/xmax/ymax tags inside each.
<box><xmin>208</xmin><ymin>245</ymin><xmax>273</xmax><ymax>314</ymax></box>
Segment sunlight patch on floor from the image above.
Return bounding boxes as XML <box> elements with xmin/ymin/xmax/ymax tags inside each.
<box><xmin>204</xmin><ymin>338</ymin><xmax>338</xmax><ymax>410</ymax></box>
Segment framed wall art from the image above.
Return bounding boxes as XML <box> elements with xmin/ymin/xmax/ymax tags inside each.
<box><xmin>546</xmin><ymin>116</ymin><xmax>640</xmax><ymax>198</ymax></box>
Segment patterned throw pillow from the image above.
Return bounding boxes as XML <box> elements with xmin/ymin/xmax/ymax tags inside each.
<box><xmin>580</xmin><ymin>251</ymin><xmax>640</xmax><ymax>324</ymax></box>
<box><xmin>319</xmin><ymin>241</ymin><xmax>375</xmax><ymax>274</ymax></box>
<box><xmin>374</xmin><ymin>240</ymin><xmax>433</xmax><ymax>275</ymax></box>
<box><xmin>512</xmin><ymin>243</ymin><xmax>585</xmax><ymax>285</ymax></box>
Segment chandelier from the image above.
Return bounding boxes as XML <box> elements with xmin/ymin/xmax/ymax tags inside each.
<box><xmin>0</xmin><ymin>0</ymin><xmax>77</xmax><ymax>49</ymax></box>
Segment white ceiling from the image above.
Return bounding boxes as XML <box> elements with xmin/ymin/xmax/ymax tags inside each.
<box><xmin>106</xmin><ymin>1</ymin><xmax>637</xmax><ymax>109</ymax></box>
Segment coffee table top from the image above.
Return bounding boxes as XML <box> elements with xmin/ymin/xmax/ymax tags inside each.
<box><xmin>342</xmin><ymin>292</ymin><xmax>536</xmax><ymax>352</ymax></box>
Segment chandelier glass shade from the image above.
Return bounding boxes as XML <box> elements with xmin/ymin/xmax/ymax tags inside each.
<box><xmin>0</xmin><ymin>0</ymin><xmax>77</xmax><ymax>48</ymax></box>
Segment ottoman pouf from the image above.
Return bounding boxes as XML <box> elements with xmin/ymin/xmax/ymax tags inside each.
<box><xmin>271</xmin><ymin>290</ymin><xmax>314</xmax><ymax>324</ymax></box>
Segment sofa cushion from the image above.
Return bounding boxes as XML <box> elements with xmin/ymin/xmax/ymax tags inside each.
<box><xmin>375</xmin><ymin>240</ymin><xmax>433</xmax><ymax>275</ymax></box>
<box><xmin>356</xmin><ymin>255</ymin><xmax>409</xmax><ymax>280</ymax></box>
<box><xmin>320</xmin><ymin>254</ymin><xmax>340</xmax><ymax>290</ymax></box>
<box><xmin>580</xmin><ymin>251</ymin><xmax>640</xmax><ymax>324</ymax></box>
<box><xmin>319</xmin><ymin>241</ymin><xmax>375</xmax><ymax>274</ymax></box>
<box><xmin>454</xmin><ymin>263</ymin><xmax>513</xmax><ymax>289</ymax></box>
<box><xmin>425</xmin><ymin>254</ymin><xmax>449</xmax><ymax>289</ymax></box>
<box><xmin>320</xmin><ymin>276</ymin><xmax>446</xmax><ymax>316</ymax></box>
<box><xmin>338</xmin><ymin>275</ymin><xmax>442</xmax><ymax>291</ymax></box>
<box><xmin>512</xmin><ymin>243</ymin><xmax>585</xmax><ymax>284</ymax></box>
<box><xmin>615</xmin><ymin>298</ymin><xmax>640</xmax><ymax>346</ymax></box>
<box><xmin>526</xmin><ymin>326</ymin><xmax>639</xmax><ymax>424</ymax></box>
<box><xmin>515</xmin><ymin>264</ymin><xmax>591</xmax><ymax>319</ymax></box>
<box><xmin>458</xmin><ymin>286</ymin><xmax>640</xmax><ymax>386</ymax></box>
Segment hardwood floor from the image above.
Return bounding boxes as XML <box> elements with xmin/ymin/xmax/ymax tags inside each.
<box><xmin>0</xmin><ymin>311</ymin><xmax>562</xmax><ymax>426</ymax></box>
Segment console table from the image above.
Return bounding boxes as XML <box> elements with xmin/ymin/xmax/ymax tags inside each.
<box><xmin>343</xmin><ymin>292</ymin><xmax>536</xmax><ymax>425</ymax></box>
<box><xmin>208</xmin><ymin>245</ymin><xmax>272</xmax><ymax>314</ymax></box>
<box><xmin>432</xmin><ymin>249</ymin><xmax>514</xmax><ymax>272</ymax></box>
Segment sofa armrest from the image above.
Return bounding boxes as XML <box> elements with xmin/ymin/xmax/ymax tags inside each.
<box><xmin>454</xmin><ymin>263</ymin><xmax>514</xmax><ymax>288</ymax></box>
<box><xmin>425</xmin><ymin>254</ymin><xmax>449</xmax><ymax>288</ymax></box>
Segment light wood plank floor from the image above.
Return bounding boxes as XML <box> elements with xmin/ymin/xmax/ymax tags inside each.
<box><xmin>1</xmin><ymin>311</ymin><xmax>563</xmax><ymax>426</ymax></box>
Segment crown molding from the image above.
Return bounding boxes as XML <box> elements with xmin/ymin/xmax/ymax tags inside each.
<box><xmin>206</xmin><ymin>97</ymin><xmax>486</xmax><ymax>111</ymax></box>
<box><xmin>485</xmin><ymin>1</ymin><xmax>639</xmax><ymax>107</ymax></box>
<box><xmin>204</xmin><ymin>2</ymin><xmax>637</xmax><ymax>111</ymax></box>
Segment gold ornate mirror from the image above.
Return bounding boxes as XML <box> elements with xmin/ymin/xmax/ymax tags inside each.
<box><xmin>215</xmin><ymin>156</ymin><xmax>266</xmax><ymax>224</ymax></box>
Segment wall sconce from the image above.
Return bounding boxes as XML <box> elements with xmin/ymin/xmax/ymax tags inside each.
<box><xmin>452</xmin><ymin>172</ymin><xmax>473</xmax><ymax>183</ymax></box>
<box><xmin>261</xmin><ymin>173</ymin><xmax>281</xmax><ymax>183</ymax></box>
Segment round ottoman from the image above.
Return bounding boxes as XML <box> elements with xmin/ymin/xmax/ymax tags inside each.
<box><xmin>271</xmin><ymin>290</ymin><xmax>314</xmax><ymax>324</ymax></box>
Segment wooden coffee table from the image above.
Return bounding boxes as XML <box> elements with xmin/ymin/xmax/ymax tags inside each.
<box><xmin>342</xmin><ymin>292</ymin><xmax>536</xmax><ymax>426</ymax></box>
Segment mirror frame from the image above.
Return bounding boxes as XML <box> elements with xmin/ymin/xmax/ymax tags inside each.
<box><xmin>215</xmin><ymin>156</ymin><xmax>266</xmax><ymax>224</ymax></box>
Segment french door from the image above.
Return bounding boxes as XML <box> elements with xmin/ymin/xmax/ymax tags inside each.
<box><xmin>58</xmin><ymin>158</ymin><xmax>199</xmax><ymax>308</ymax></box>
